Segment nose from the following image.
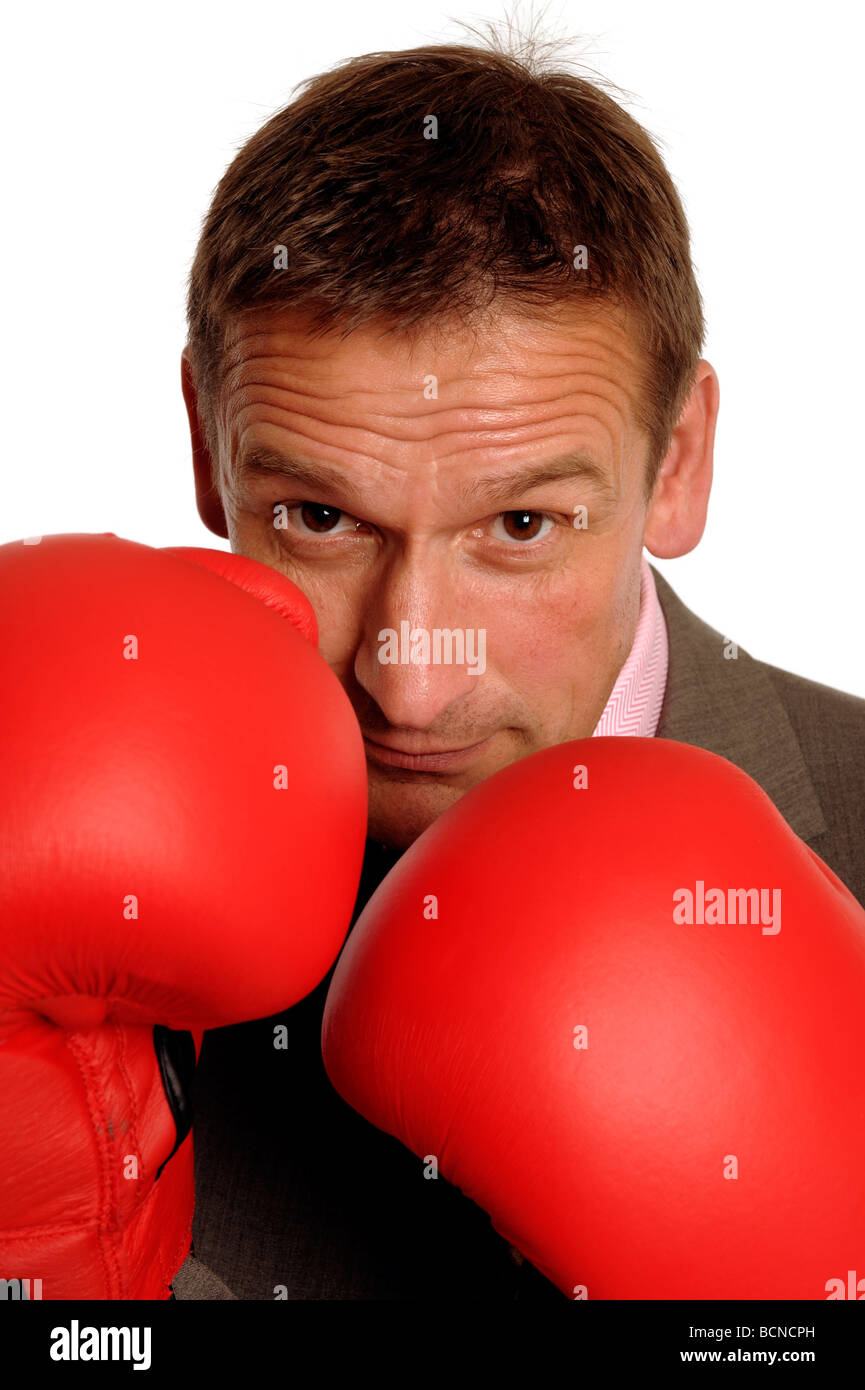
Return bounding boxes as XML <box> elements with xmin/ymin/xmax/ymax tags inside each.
<box><xmin>353</xmin><ymin>553</ymin><xmax>485</xmax><ymax>729</ymax></box>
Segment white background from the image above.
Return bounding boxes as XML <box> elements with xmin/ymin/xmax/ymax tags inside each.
<box><xmin>2</xmin><ymin>0</ymin><xmax>863</xmax><ymax>694</ymax></box>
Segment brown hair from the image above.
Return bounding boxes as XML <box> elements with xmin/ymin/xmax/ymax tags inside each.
<box><xmin>185</xmin><ymin>31</ymin><xmax>704</xmax><ymax>495</ymax></box>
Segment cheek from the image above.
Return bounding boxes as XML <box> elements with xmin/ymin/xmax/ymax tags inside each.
<box><xmin>475</xmin><ymin>562</ymin><xmax>637</xmax><ymax>710</ymax></box>
<box><xmin>486</xmin><ymin>567</ymin><xmax>622</xmax><ymax>658</ymax></box>
<box><xmin>308</xmin><ymin>587</ymin><xmax>369</xmax><ymax>671</ymax></box>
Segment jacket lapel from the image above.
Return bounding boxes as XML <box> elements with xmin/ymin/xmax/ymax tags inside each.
<box><xmin>650</xmin><ymin>565</ymin><xmax>826</xmax><ymax>845</ymax></box>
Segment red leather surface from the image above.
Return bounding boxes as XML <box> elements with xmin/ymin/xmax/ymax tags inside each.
<box><xmin>0</xmin><ymin>533</ymin><xmax>367</xmax><ymax>1298</ymax></box>
<box><xmin>323</xmin><ymin>736</ymin><xmax>865</xmax><ymax>1299</ymax></box>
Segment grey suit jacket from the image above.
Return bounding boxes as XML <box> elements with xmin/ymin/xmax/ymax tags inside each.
<box><xmin>172</xmin><ymin>566</ymin><xmax>865</xmax><ymax>1301</ymax></box>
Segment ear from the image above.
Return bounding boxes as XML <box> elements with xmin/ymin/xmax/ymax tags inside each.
<box><xmin>643</xmin><ymin>361</ymin><xmax>719</xmax><ymax>559</ymax></box>
<box><xmin>181</xmin><ymin>349</ymin><xmax>229</xmax><ymax>540</ymax></box>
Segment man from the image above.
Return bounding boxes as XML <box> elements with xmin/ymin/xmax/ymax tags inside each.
<box><xmin>171</xmin><ymin>36</ymin><xmax>865</xmax><ymax>1300</ymax></box>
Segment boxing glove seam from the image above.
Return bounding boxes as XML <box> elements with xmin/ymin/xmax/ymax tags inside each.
<box><xmin>113</xmin><ymin>1021</ymin><xmax>148</xmax><ymax>1189</ymax></box>
<box><xmin>65</xmin><ymin>1030</ymin><xmax>126</xmax><ymax>1299</ymax></box>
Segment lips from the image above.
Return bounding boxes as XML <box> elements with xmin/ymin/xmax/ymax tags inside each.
<box><xmin>362</xmin><ymin>734</ymin><xmax>492</xmax><ymax>773</ymax></box>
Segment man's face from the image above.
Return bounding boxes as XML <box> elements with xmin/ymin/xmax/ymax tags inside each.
<box><xmin>210</xmin><ymin>303</ymin><xmax>655</xmax><ymax>848</ymax></box>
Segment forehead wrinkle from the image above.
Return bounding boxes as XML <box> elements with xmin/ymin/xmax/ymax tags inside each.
<box><xmin>220</xmin><ymin>319</ymin><xmax>641</xmax><ymax>507</ymax></box>
<box><xmin>221</xmin><ymin>337</ymin><xmax>638</xmax><ymax>443</ymax></box>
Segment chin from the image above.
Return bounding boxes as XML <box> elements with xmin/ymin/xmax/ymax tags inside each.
<box><xmin>366</xmin><ymin>775</ymin><xmax>468</xmax><ymax>850</ymax></box>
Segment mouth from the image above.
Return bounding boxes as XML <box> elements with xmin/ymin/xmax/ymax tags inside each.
<box><xmin>362</xmin><ymin>734</ymin><xmax>493</xmax><ymax>773</ymax></box>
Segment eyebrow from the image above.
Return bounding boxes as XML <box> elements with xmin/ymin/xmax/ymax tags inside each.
<box><xmin>236</xmin><ymin>445</ymin><xmax>616</xmax><ymax>509</ymax></box>
<box><xmin>460</xmin><ymin>454</ymin><xmax>616</xmax><ymax>507</ymax></box>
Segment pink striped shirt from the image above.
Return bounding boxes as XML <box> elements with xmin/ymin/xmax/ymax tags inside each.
<box><xmin>592</xmin><ymin>556</ymin><xmax>669</xmax><ymax>739</ymax></box>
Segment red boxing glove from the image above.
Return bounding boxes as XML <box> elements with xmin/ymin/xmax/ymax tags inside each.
<box><xmin>0</xmin><ymin>533</ymin><xmax>367</xmax><ymax>1299</ymax></box>
<box><xmin>323</xmin><ymin>736</ymin><xmax>865</xmax><ymax>1299</ymax></box>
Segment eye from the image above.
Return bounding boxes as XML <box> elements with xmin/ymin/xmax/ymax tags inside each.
<box><xmin>489</xmin><ymin>510</ymin><xmax>555</xmax><ymax>543</ymax></box>
<box><xmin>293</xmin><ymin>502</ymin><xmax>361</xmax><ymax>535</ymax></box>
